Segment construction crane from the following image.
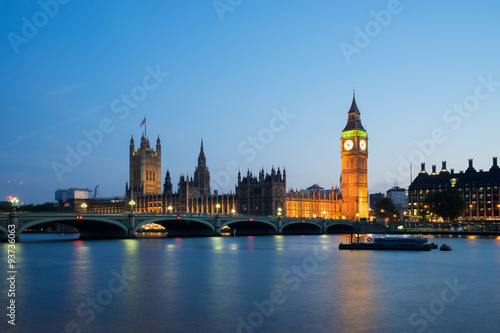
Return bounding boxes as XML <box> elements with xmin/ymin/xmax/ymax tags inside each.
<box><xmin>6</xmin><ymin>181</ymin><xmax>22</xmax><ymax>201</ymax></box>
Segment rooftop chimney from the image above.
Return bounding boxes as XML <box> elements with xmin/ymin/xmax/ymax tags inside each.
<box><xmin>490</xmin><ymin>157</ymin><xmax>499</xmax><ymax>172</ymax></box>
<box><xmin>420</xmin><ymin>163</ymin><xmax>427</xmax><ymax>174</ymax></box>
<box><xmin>466</xmin><ymin>158</ymin><xmax>476</xmax><ymax>173</ymax></box>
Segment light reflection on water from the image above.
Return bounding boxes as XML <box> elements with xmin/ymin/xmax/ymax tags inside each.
<box><xmin>1</xmin><ymin>234</ymin><xmax>499</xmax><ymax>333</ymax></box>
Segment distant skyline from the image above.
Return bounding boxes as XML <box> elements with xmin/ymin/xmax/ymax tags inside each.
<box><xmin>1</xmin><ymin>0</ymin><xmax>500</xmax><ymax>204</ymax></box>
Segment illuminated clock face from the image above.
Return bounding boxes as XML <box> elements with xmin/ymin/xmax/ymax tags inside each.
<box><xmin>344</xmin><ymin>139</ymin><xmax>353</xmax><ymax>151</ymax></box>
<box><xmin>360</xmin><ymin>139</ymin><xmax>367</xmax><ymax>151</ymax></box>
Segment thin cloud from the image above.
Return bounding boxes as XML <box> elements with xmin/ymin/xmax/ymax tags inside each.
<box><xmin>48</xmin><ymin>83</ymin><xmax>85</xmax><ymax>96</ymax></box>
<box><xmin>3</xmin><ymin>105</ymin><xmax>102</xmax><ymax>148</ymax></box>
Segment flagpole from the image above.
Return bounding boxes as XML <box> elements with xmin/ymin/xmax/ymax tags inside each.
<box><xmin>145</xmin><ymin>114</ymin><xmax>147</xmax><ymax>138</ymax></box>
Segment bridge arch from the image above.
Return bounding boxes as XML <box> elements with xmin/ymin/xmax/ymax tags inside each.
<box><xmin>282</xmin><ymin>221</ymin><xmax>322</xmax><ymax>235</ymax></box>
<box><xmin>136</xmin><ymin>217</ymin><xmax>215</xmax><ymax>236</ymax></box>
<box><xmin>326</xmin><ymin>223</ymin><xmax>356</xmax><ymax>234</ymax></box>
<box><xmin>222</xmin><ymin>219</ymin><xmax>277</xmax><ymax>235</ymax></box>
<box><xmin>19</xmin><ymin>216</ymin><xmax>129</xmax><ymax>239</ymax></box>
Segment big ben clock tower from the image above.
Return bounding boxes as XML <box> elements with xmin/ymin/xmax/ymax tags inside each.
<box><xmin>341</xmin><ymin>91</ymin><xmax>368</xmax><ymax>220</ymax></box>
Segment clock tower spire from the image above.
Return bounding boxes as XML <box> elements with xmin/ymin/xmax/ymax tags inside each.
<box><xmin>341</xmin><ymin>92</ymin><xmax>368</xmax><ymax>220</ymax></box>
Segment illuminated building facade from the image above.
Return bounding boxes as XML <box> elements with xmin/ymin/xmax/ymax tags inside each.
<box><xmin>241</xmin><ymin>93</ymin><xmax>368</xmax><ymax>219</ymax></box>
<box><xmin>127</xmin><ymin>134</ymin><xmax>162</xmax><ymax>196</ymax></box>
<box><xmin>408</xmin><ymin>158</ymin><xmax>500</xmax><ymax>221</ymax></box>
<box><xmin>125</xmin><ymin>139</ymin><xmax>237</xmax><ymax>214</ymax></box>
<box><xmin>91</xmin><ymin>93</ymin><xmax>370</xmax><ymax>220</ymax></box>
<box><xmin>340</xmin><ymin>93</ymin><xmax>369</xmax><ymax>220</ymax></box>
<box><xmin>285</xmin><ymin>184</ymin><xmax>342</xmax><ymax>219</ymax></box>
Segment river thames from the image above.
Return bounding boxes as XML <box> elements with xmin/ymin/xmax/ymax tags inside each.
<box><xmin>1</xmin><ymin>234</ymin><xmax>499</xmax><ymax>333</ymax></box>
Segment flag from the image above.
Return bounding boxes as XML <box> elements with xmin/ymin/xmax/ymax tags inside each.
<box><xmin>140</xmin><ymin>116</ymin><xmax>146</xmax><ymax>127</ymax></box>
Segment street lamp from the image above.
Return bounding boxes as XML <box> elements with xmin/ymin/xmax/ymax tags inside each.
<box><xmin>129</xmin><ymin>200</ymin><xmax>136</xmax><ymax>213</ymax></box>
<box><xmin>80</xmin><ymin>203</ymin><xmax>87</xmax><ymax>212</ymax></box>
<box><xmin>10</xmin><ymin>197</ymin><xmax>19</xmax><ymax>212</ymax></box>
<box><xmin>231</xmin><ymin>209</ymin><xmax>236</xmax><ymax>215</ymax></box>
<box><xmin>277</xmin><ymin>207</ymin><xmax>282</xmax><ymax>217</ymax></box>
<box><xmin>168</xmin><ymin>205</ymin><xmax>173</xmax><ymax>214</ymax></box>
<box><xmin>216</xmin><ymin>203</ymin><xmax>220</xmax><ymax>215</ymax></box>
<box><xmin>356</xmin><ymin>213</ymin><xmax>359</xmax><ymax>222</ymax></box>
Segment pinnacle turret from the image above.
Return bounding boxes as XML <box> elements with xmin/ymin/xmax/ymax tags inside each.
<box><xmin>343</xmin><ymin>91</ymin><xmax>365</xmax><ymax>131</ymax></box>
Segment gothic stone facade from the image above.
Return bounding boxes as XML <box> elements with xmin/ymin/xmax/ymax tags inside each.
<box><xmin>100</xmin><ymin>93</ymin><xmax>370</xmax><ymax>220</ymax></box>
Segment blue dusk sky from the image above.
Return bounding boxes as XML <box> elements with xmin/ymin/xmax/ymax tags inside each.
<box><xmin>1</xmin><ymin>0</ymin><xmax>500</xmax><ymax>204</ymax></box>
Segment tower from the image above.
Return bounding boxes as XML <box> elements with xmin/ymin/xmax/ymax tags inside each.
<box><xmin>341</xmin><ymin>92</ymin><xmax>368</xmax><ymax>220</ymax></box>
<box><xmin>163</xmin><ymin>170</ymin><xmax>172</xmax><ymax>195</ymax></box>
<box><xmin>128</xmin><ymin>134</ymin><xmax>162</xmax><ymax>196</ymax></box>
<box><xmin>193</xmin><ymin>138</ymin><xmax>210</xmax><ymax>195</ymax></box>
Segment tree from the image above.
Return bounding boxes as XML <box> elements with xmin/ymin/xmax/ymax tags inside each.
<box><xmin>375</xmin><ymin>198</ymin><xmax>399</xmax><ymax>221</ymax></box>
<box><xmin>20</xmin><ymin>202</ymin><xmax>58</xmax><ymax>212</ymax></box>
<box><xmin>424</xmin><ymin>188</ymin><xmax>466</xmax><ymax>221</ymax></box>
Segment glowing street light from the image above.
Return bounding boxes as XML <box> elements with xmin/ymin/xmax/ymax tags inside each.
<box><xmin>168</xmin><ymin>205</ymin><xmax>173</xmax><ymax>214</ymax></box>
<box><xmin>129</xmin><ymin>200</ymin><xmax>136</xmax><ymax>213</ymax></box>
<box><xmin>231</xmin><ymin>209</ymin><xmax>236</xmax><ymax>215</ymax></box>
<box><xmin>80</xmin><ymin>203</ymin><xmax>87</xmax><ymax>212</ymax></box>
<box><xmin>356</xmin><ymin>213</ymin><xmax>359</xmax><ymax>222</ymax></box>
<box><xmin>277</xmin><ymin>207</ymin><xmax>282</xmax><ymax>217</ymax></box>
<box><xmin>10</xmin><ymin>197</ymin><xmax>19</xmax><ymax>212</ymax></box>
<box><xmin>216</xmin><ymin>203</ymin><xmax>221</xmax><ymax>215</ymax></box>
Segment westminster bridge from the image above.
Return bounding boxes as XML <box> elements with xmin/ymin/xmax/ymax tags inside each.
<box><xmin>0</xmin><ymin>212</ymin><xmax>386</xmax><ymax>241</ymax></box>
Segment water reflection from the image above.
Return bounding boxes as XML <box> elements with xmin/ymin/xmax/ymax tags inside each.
<box><xmin>329</xmin><ymin>247</ymin><xmax>376</xmax><ymax>332</ymax></box>
<box><xmin>3</xmin><ymin>234</ymin><xmax>500</xmax><ymax>333</ymax></box>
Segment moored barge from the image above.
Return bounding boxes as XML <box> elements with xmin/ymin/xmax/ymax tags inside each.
<box><xmin>339</xmin><ymin>236</ymin><xmax>432</xmax><ymax>251</ymax></box>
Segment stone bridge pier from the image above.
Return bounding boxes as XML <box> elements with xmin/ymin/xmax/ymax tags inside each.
<box><xmin>0</xmin><ymin>213</ymin><xmax>21</xmax><ymax>242</ymax></box>
<box><xmin>128</xmin><ymin>214</ymin><xmax>136</xmax><ymax>238</ymax></box>
<box><xmin>215</xmin><ymin>216</ymin><xmax>221</xmax><ymax>234</ymax></box>
<box><xmin>10</xmin><ymin>213</ymin><xmax>20</xmax><ymax>242</ymax></box>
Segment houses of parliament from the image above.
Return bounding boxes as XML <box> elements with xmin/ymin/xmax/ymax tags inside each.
<box><xmin>91</xmin><ymin>93</ymin><xmax>369</xmax><ymax>220</ymax></box>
